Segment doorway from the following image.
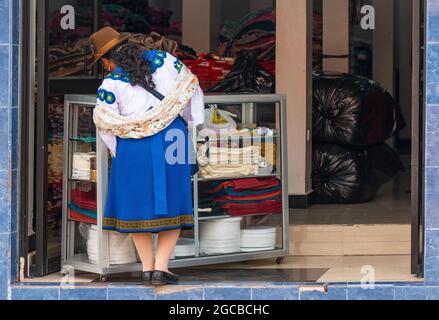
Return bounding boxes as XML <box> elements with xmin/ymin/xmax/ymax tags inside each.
<box><xmin>19</xmin><ymin>0</ymin><xmax>425</xmax><ymax>282</ymax></box>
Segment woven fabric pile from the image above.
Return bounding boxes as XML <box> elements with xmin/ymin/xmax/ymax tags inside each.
<box><xmin>183</xmin><ymin>54</ymin><xmax>275</xmax><ymax>92</ymax></box>
<box><xmin>48</xmin><ymin>0</ymin><xmax>181</xmax><ymax>78</ymax></box>
<box><xmin>199</xmin><ymin>177</ymin><xmax>282</xmax><ymax>217</ymax></box>
<box><xmin>48</xmin><ymin>31</ymin><xmax>178</xmax><ymax>78</ymax></box>
<box><xmin>313</xmin><ymin>12</ymin><xmax>323</xmax><ymax>70</ymax></box>
<box><xmin>48</xmin><ymin>97</ymin><xmax>65</xmax><ymax>229</ymax></box>
<box><xmin>101</xmin><ymin>0</ymin><xmax>179</xmax><ymax>36</ymax></box>
<box><xmin>68</xmin><ymin>187</ymin><xmax>97</xmax><ymax>225</ymax></box>
<box><xmin>220</xmin><ymin>7</ymin><xmax>275</xmax><ymax>61</ymax></box>
<box><xmin>181</xmin><ymin>6</ymin><xmax>324</xmax><ymax>93</ymax></box>
<box><xmin>183</xmin><ymin>54</ymin><xmax>235</xmax><ymax>92</ymax></box>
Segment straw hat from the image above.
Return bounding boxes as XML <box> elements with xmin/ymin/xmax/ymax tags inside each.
<box><xmin>89</xmin><ymin>26</ymin><xmax>131</xmax><ymax>66</ymax></box>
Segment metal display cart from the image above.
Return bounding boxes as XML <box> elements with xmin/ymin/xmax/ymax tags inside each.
<box><xmin>61</xmin><ymin>94</ymin><xmax>289</xmax><ymax>277</ymax></box>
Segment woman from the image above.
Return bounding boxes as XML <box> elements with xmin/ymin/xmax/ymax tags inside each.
<box><xmin>89</xmin><ymin>27</ymin><xmax>204</xmax><ymax>286</ymax></box>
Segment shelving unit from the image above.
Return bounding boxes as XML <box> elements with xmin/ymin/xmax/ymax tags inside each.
<box><xmin>61</xmin><ymin>94</ymin><xmax>288</xmax><ymax>276</ymax></box>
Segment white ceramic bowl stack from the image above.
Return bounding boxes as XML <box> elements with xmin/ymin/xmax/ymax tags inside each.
<box><xmin>173</xmin><ymin>238</ymin><xmax>196</xmax><ymax>258</ymax></box>
<box><xmin>87</xmin><ymin>226</ymin><xmax>137</xmax><ymax>265</ymax></box>
<box><xmin>240</xmin><ymin>226</ymin><xmax>277</xmax><ymax>252</ymax></box>
<box><xmin>200</xmin><ymin>217</ymin><xmax>242</xmax><ymax>255</ymax></box>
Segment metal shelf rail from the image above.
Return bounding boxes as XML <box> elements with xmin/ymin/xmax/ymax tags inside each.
<box><xmin>61</xmin><ymin>94</ymin><xmax>289</xmax><ymax>276</ymax></box>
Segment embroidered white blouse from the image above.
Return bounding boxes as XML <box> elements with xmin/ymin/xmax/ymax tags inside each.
<box><xmin>95</xmin><ymin>50</ymin><xmax>205</xmax><ymax>157</ymax></box>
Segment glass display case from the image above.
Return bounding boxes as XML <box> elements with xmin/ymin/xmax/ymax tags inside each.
<box><xmin>61</xmin><ymin>94</ymin><xmax>288</xmax><ymax>277</ymax></box>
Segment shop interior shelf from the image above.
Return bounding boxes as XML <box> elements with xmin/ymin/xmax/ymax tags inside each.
<box><xmin>67</xmin><ymin>218</ymin><xmax>96</xmax><ymax>225</ymax></box>
<box><xmin>62</xmin><ymin>93</ymin><xmax>288</xmax><ymax>276</ymax></box>
<box><xmin>171</xmin><ymin>255</ymin><xmax>196</xmax><ymax>261</ymax></box>
<box><xmin>71</xmin><ymin>103</ymin><xmax>94</xmax><ymax>108</ymax></box>
<box><xmin>196</xmin><ymin>173</ymin><xmax>278</xmax><ymax>182</ymax></box>
<box><xmin>198</xmin><ymin>248</ymin><xmax>284</xmax><ymax>259</ymax></box>
<box><xmin>69</xmin><ymin>137</ymin><xmax>97</xmax><ymax>143</ymax></box>
<box><xmin>68</xmin><ymin>178</ymin><xmax>97</xmax><ymax>184</ymax></box>
<box><xmin>197</xmin><ymin>134</ymin><xmax>279</xmax><ymax>143</ymax></box>
<box><xmin>198</xmin><ymin>212</ymin><xmax>279</xmax><ymax>221</ymax></box>
<box><xmin>67</xmin><ymin>253</ymin><xmax>90</xmax><ymax>264</ymax></box>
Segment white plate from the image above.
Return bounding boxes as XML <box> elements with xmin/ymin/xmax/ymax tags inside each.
<box><xmin>240</xmin><ymin>246</ymin><xmax>275</xmax><ymax>252</ymax></box>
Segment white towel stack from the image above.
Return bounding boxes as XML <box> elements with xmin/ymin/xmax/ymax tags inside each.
<box><xmin>72</xmin><ymin>152</ymin><xmax>96</xmax><ymax>181</ymax></box>
<box><xmin>197</xmin><ymin>144</ymin><xmax>263</xmax><ymax>179</ymax></box>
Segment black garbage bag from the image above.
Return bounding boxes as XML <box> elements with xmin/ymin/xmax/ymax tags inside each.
<box><xmin>313</xmin><ymin>72</ymin><xmax>406</xmax><ymax>147</ymax></box>
<box><xmin>209</xmin><ymin>51</ymin><xmax>275</xmax><ymax>93</ymax></box>
<box><xmin>312</xmin><ymin>143</ymin><xmax>405</xmax><ymax>204</ymax></box>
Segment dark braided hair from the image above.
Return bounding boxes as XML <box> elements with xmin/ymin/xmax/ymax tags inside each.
<box><xmin>104</xmin><ymin>42</ymin><xmax>155</xmax><ymax>89</ymax></box>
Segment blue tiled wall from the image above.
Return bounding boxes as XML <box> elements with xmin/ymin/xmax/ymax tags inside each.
<box><xmin>11</xmin><ymin>283</ymin><xmax>439</xmax><ymax>301</ymax></box>
<box><xmin>0</xmin><ymin>0</ymin><xmax>20</xmax><ymax>300</ymax></box>
<box><xmin>425</xmin><ymin>0</ymin><xmax>439</xmax><ymax>284</ymax></box>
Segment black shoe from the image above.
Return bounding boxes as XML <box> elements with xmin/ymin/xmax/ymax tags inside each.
<box><xmin>151</xmin><ymin>270</ymin><xmax>179</xmax><ymax>286</ymax></box>
<box><xmin>141</xmin><ymin>271</ymin><xmax>153</xmax><ymax>284</ymax></box>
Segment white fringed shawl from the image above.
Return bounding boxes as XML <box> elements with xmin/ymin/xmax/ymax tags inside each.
<box><xmin>93</xmin><ymin>65</ymin><xmax>199</xmax><ymax>138</ymax></box>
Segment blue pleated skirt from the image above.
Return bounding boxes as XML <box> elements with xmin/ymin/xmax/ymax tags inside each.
<box><xmin>103</xmin><ymin>116</ymin><xmax>194</xmax><ymax>233</ymax></box>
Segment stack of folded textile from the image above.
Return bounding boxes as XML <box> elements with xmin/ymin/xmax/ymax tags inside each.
<box><xmin>48</xmin><ymin>38</ymin><xmax>93</xmax><ymax>78</ymax></box>
<box><xmin>220</xmin><ymin>7</ymin><xmax>276</xmax><ymax>61</ymax></box>
<box><xmin>199</xmin><ymin>177</ymin><xmax>282</xmax><ymax>217</ymax></box>
<box><xmin>199</xmin><ymin>164</ymin><xmax>260</xmax><ymax>180</ymax></box>
<box><xmin>49</xmin><ymin>30</ymin><xmax>178</xmax><ymax>78</ymax></box>
<box><xmin>183</xmin><ymin>55</ymin><xmax>276</xmax><ymax>92</ymax></box>
<box><xmin>48</xmin><ymin>97</ymin><xmax>65</xmax><ymax>228</ymax></box>
<box><xmin>313</xmin><ymin>12</ymin><xmax>323</xmax><ymax>71</ymax></box>
<box><xmin>72</xmin><ymin>152</ymin><xmax>96</xmax><ymax>181</ymax></box>
<box><xmin>68</xmin><ymin>188</ymin><xmax>97</xmax><ymax>224</ymax></box>
<box><xmin>197</xmin><ymin>145</ymin><xmax>263</xmax><ymax>179</ymax></box>
<box><xmin>183</xmin><ymin>54</ymin><xmax>235</xmax><ymax>92</ymax></box>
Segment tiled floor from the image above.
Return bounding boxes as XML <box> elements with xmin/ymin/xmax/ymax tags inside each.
<box><xmin>22</xmin><ymin>254</ymin><xmax>419</xmax><ymax>284</ymax></box>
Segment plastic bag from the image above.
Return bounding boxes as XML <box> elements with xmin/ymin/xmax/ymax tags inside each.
<box><xmin>312</xmin><ymin>142</ymin><xmax>405</xmax><ymax>204</ymax></box>
<box><xmin>313</xmin><ymin>72</ymin><xmax>406</xmax><ymax>147</ymax></box>
<box><xmin>201</xmin><ymin>106</ymin><xmax>238</xmax><ymax>132</ymax></box>
<box><xmin>209</xmin><ymin>51</ymin><xmax>275</xmax><ymax>94</ymax></box>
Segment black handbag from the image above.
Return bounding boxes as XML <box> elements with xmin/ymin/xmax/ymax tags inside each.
<box><xmin>143</xmin><ymin>84</ymin><xmax>200</xmax><ymax>176</ymax></box>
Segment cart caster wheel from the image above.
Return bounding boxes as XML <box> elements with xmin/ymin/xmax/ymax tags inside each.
<box><xmin>276</xmin><ymin>257</ymin><xmax>285</xmax><ymax>265</ymax></box>
<box><xmin>99</xmin><ymin>275</ymin><xmax>108</xmax><ymax>282</ymax></box>
<box><xmin>60</xmin><ymin>268</ymin><xmax>71</xmax><ymax>277</ymax></box>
